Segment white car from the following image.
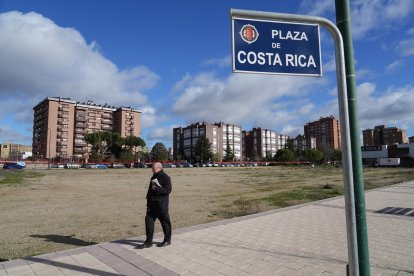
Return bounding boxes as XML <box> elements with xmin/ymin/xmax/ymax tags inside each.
<box><xmin>65</xmin><ymin>163</ymin><xmax>81</xmax><ymax>169</ymax></box>
<box><xmin>51</xmin><ymin>164</ymin><xmax>64</xmax><ymax>169</ymax></box>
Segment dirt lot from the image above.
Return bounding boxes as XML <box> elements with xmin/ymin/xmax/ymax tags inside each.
<box><xmin>1</xmin><ymin>165</ymin><xmax>413</xmax><ymax>261</ymax></box>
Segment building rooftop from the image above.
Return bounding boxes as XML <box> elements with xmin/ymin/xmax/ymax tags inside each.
<box><xmin>33</xmin><ymin>97</ymin><xmax>141</xmax><ymax>113</ymax></box>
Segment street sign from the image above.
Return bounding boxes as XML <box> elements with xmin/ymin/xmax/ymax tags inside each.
<box><xmin>232</xmin><ymin>18</ymin><xmax>322</xmax><ymax>76</ymax></box>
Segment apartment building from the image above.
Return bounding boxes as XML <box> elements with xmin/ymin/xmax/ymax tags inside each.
<box><xmin>409</xmin><ymin>136</ymin><xmax>414</xmax><ymax>144</ymax></box>
<box><xmin>292</xmin><ymin>135</ymin><xmax>316</xmax><ymax>152</ymax></box>
<box><xmin>0</xmin><ymin>144</ymin><xmax>32</xmax><ymax>160</ymax></box>
<box><xmin>32</xmin><ymin>97</ymin><xmax>141</xmax><ymax>160</ymax></box>
<box><xmin>362</xmin><ymin>125</ymin><xmax>407</xmax><ymax>146</ymax></box>
<box><xmin>304</xmin><ymin>116</ymin><xmax>341</xmax><ymax>150</ymax></box>
<box><xmin>173</xmin><ymin>122</ymin><xmax>242</xmax><ymax>161</ymax></box>
<box><xmin>278</xmin><ymin>134</ymin><xmax>289</xmax><ymax>150</ymax></box>
<box><xmin>383</xmin><ymin>127</ymin><xmax>407</xmax><ymax>145</ymax></box>
<box><xmin>242</xmin><ymin>128</ymin><xmax>278</xmax><ymax>160</ymax></box>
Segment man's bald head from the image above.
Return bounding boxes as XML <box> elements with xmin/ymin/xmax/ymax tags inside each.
<box><xmin>152</xmin><ymin>162</ymin><xmax>163</xmax><ymax>173</ymax></box>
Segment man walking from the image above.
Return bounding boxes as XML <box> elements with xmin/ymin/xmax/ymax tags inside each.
<box><xmin>137</xmin><ymin>162</ymin><xmax>172</xmax><ymax>249</ymax></box>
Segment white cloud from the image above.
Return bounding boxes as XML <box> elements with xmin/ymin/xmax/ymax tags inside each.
<box><xmin>300</xmin><ymin>0</ymin><xmax>414</xmax><ymax>40</ymax></box>
<box><xmin>147</xmin><ymin>126</ymin><xmax>175</xmax><ymax>141</ymax></box>
<box><xmin>140</xmin><ymin>106</ymin><xmax>158</xmax><ymax>129</ymax></box>
<box><xmin>386</xmin><ymin>59</ymin><xmax>404</xmax><ymax>73</ymax></box>
<box><xmin>201</xmin><ymin>55</ymin><xmax>231</xmax><ymax>68</ymax></box>
<box><xmin>351</xmin><ymin>0</ymin><xmax>414</xmax><ymax>39</ymax></box>
<box><xmin>0</xmin><ymin>125</ymin><xmax>32</xmax><ymax>145</ymax></box>
<box><xmin>396</xmin><ymin>38</ymin><xmax>414</xmax><ymax>57</ymax></box>
<box><xmin>0</xmin><ymin>11</ymin><xmax>159</xmax><ymax>117</ymax></box>
<box><xmin>357</xmin><ymin>82</ymin><xmax>414</xmax><ymax>131</ymax></box>
<box><xmin>172</xmin><ymin>72</ymin><xmax>326</xmax><ymax>132</ymax></box>
<box><xmin>299</xmin><ymin>0</ymin><xmax>333</xmax><ymax>17</ymax></box>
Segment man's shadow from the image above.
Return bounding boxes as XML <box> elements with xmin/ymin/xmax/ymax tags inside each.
<box><xmin>30</xmin><ymin>234</ymin><xmax>97</xmax><ymax>246</ymax></box>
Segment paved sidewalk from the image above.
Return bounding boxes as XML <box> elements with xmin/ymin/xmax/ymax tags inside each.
<box><xmin>1</xmin><ymin>181</ymin><xmax>414</xmax><ymax>276</ymax></box>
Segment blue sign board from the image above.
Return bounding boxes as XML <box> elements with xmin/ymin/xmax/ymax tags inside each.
<box><xmin>232</xmin><ymin>18</ymin><xmax>322</xmax><ymax>76</ymax></box>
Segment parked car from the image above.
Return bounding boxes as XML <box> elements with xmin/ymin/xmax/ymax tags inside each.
<box><xmin>51</xmin><ymin>164</ymin><xmax>65</xmax><ymax>169</ymax></box>
<box><xmin>110</xmin><ymin>163</ymin><xmax>125</xmax><ymax>169</ymax></box>
<box><xmin>64</xmin><ymin>163</ymin><xmax>81</xmax><ymax>169</ymax></box>
<box><xmin>3</xmin><ymin>162</ymin><xmax>25</xmax><ymax>169</ymax></box>
<box><xmin>82</xmin><ymin>164</ymin><xmax>97</xmax><ymax>169</ymax></box>
<box><xmin>134</xmin><ymin>162</ymin><xmax>148</xmax><ymax>168</ymax></box>
<box><xmin>96</xmin><ymin>164</ymin><xmax>108</xmax><ymax>169</ymax></box>
<box><xmin>123</xmin><ymin>163</ymin><xmax>134</xmax><ymax>168</ymax></box>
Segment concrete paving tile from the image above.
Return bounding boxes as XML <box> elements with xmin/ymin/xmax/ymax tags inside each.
<box><xmin>29</xmin><ymin>262</ymin><xmax>57</xmax><ymax>273</ymax></box>
<box><xmin>37</xmin><ymin>269</ymin><xmax>66</xmax><ymax>276</ymax></box>
<box><xmin>5</xmin><ymin>266</ymin><xmax>34</xmax><ymax>275</ymax></box>
<box><xmin>185</xmin><ymin>263</ymin><xmax>209</xmax><ymax>274</ymax></box>
<box><xmin>4</xmin><ymin>271</ymin><xmax>36</xmax><ymax>276</ymax></box>
<box><xmin>179</xmin><ymin>272</ymin><xmax>198</xmax><ymax>276</ymax></box>
<box><xmin>205</xmin><ymin>260</ymin><xmax>232</xmax><ymax>272</ymax></box>
<box><xmin>90</xmin><ymin>265</ymin><xmax>118</xmax><ymax>274</ymax></box>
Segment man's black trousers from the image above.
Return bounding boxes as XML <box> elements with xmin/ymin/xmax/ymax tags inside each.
<box><xmin>145</xmin><ymin>201</ymin><xmax>171</xmax><ymax>242</ymax></box>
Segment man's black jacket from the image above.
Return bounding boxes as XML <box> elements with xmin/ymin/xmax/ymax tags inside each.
<box><xmin>146</xmin><ymin>170</ymin><xmax>172</xmax><ymax>212</ymax></box>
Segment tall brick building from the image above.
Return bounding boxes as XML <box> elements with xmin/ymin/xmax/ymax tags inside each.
<box><xmin>32</xmin><ymin>97</ymin><xmax>141</xmax><ymax>160</ymax></box>
<box><xmin>173</xmin><ymin>122</ymin><xmax>242</xmax><ymax>161</ymax></box>
<box><xmin>304</xmin><ymin>116</ymin><xmax>341</xmax><ymax>150</ymax></box>
<box><xmin>362</xmin><ymin>125</ymin><xmax>407</xmax><ymax>146</ymax></box>
<box><xmin>242</xmin><ymin>128</ymin><xmax>278</xmax><ymax>160</ymax></box>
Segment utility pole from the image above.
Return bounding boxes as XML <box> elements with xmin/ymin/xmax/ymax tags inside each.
<box><xmin>335</xmin><ymin>1</ymin><xmax>371</xmax><ymax>275</ymax></box>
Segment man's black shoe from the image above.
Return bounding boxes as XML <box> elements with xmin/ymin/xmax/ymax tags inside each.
<box><xmin>157</xmin><ymin>241</ymin><xmax>171</xmax><ymax>247</ymax></box>
<box><xmin>135</xmin><ymin>241</ymin><xmax>153</xmax><ymax>249</ymax></box>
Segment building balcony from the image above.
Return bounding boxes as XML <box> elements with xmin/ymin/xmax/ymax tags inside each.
<box><xmin>58</xmin><ymin>112</ymin><xmax>69</xmax><ymax>118</ymax></box>
<box><xmin>102</xmin><ymin>125</ymin><xmax>112</xmax><ymax>130</ymax></box>
<box><xmin>74</xmin><ymin>147</ymin><xmax>88</xmax><ymax>153</ymax></box>
<box><xmin>76</xmin><ymin>123</ymin><xmax>86</xmax><ymax>128</ymax></box>
<box><xmin>74</xmin><ymin>141</ymin><xmax>87</xmax><ymax>147</ymax></box>
<box><xmin>102</xmin><ymin>113</ymin><xmax>112</xmax><ymax>118</ymax></box>
<box><xmin>76</xmin><ymin>116</ymin><xmax>87</xmax><ymax>122</ymax></box>
<box><xmin>102</xmin><ymin>119</ymin><xmax>112</xmax><ymax>124</ymax></box>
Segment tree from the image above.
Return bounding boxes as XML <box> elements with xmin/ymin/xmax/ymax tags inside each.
<box><xmin>303</xmin><ymin>149</ymin><xmax>323</xmax><ymax>164</ymax></box>
<box><xmin>124</xmin><ymin>136</ymin><xmax>146</xmax><ymax>152</ymax></box>
<box><xmin>123</xmin><ymin>135</ymin><xmax>146</xmax><ymax>161</ymax></box>
<box><xmin>274</xmin><ymin>149</ymin><xmax>295</xmax><ymax>162</ymax></box>
<box><xmin>193</xmin><ymin>136</ymin><xmax>213</xmax><ymax>162</ymax></box>
<box><xmin>223</xmin><ymin>140</ymin><xmax>235</xmax><ymax>161</ymax></box>
<box><xmin>109</xmin><ymin>132</ymin><xmax>124</xmax><ymax>158</ymax></box>
<box><xmin>285</xmin><ymin>138</ymin><xmax>295</xmax><ymax>151</ymax></box>
<box><xmin>84</xmin><ymin>131</ymin><xmax>117</xmax><ymax>161</ymax></box>
<box><xmin>321</xmin><ymin>145</ymin><xmax>334</xmax><ymax>163</ymax></box>
<box><xmin>332</xmin><ymin>150</ymin><xmax>342</xmax><ymax>162</ymax></box>
<box><xmin>151</xmin><ymin>142</ymin><xmax>168</xmax><ymax>161</ymax></box>
<box><xmin>264</xmin><ymin>151</ymin><xmax>273</xmax><ymax>161</ymax></box>
<box><xmin>212</xmin><ymin>152</ymin><xmax>222</xmax><ymax>162</ymax></box>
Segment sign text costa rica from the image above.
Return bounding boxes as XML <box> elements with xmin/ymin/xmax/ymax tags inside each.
<box><xmin>232</xmin><ymin>18</ymin><xmax>322</xmax><ymax>76</ymax></box>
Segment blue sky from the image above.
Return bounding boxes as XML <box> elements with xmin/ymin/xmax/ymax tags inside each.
<box><xmin>0</xmin><ymin>0</ymin><xmax>413</xmax><ymax>148</ymax></box>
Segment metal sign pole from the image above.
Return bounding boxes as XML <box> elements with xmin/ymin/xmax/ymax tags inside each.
<box><xmin>335</xmin><ymin>1</ymin><xmax>371</xmax><ymax>275</ymax></box>
<box><xmin>230</xmin><ymin>9</ymin><xmax>360</xmax><ymax>276</ymax></box>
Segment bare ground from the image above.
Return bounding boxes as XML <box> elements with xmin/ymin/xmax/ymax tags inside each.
<box><xmin>1</xmin><ymin>166</ymin><xmax>413</xmax><ymax>261</ymax></box>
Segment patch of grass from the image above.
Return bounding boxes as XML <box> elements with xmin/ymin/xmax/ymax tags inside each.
<box><xmin>261</xmin><ymin>185</ymin><xmax>343</xmax><ymax>208</ymax></box>
<box><xmin>217</xmin><ymin>195</ymin><xmax>264</xmax><ymax>218</ymax></box>
<box><xmin>0</xmin><ymin>170</ymin><xmax>45</xmax><ymax>186</ymax></box>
